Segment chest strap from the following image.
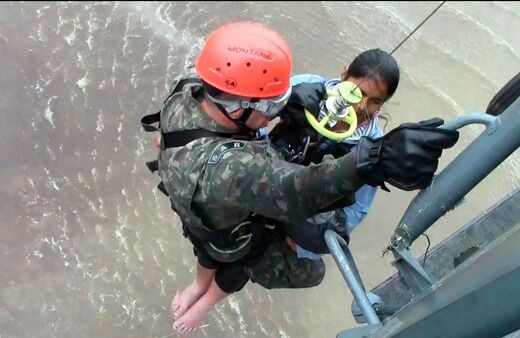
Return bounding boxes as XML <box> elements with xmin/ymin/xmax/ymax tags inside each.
<box><xmin>141</xmin><ymin>111</ymin><xmax>254</xmax><ymax>149</ymax></box>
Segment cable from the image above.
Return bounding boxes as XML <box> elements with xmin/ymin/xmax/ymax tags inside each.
<box><xmin>421</xmin><ymin>233</ymin><xmax>431</xmax><ymax>268</ymax></box>
<box><xmin>349</xmin><ymin>1</ymin><xmax>447</xmax><ymax>96</ymax></box>
<box><xmin>389</xmin><ymin>1</ymin><xmax>446</xmax><ymax>56</ymax></box>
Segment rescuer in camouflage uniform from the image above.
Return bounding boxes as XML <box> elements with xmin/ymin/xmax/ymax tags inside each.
<box><xmin>141</xmin><ymin>21</ymin><xmax>459</xmax><ymax>333</ymax></box>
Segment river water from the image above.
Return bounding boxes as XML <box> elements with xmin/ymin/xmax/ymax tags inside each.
<box><xmin>1</xmin><ymin>2</ymin><xmax>519</xmax><ymax>337</ymax></box>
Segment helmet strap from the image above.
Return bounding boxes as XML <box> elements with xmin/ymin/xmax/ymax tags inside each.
<box><xmin>234</xmin><ymin>107</ymin><xmax>254</xmax><ymax>130</ymax></box>
<box><xmin>201</xmin><ymin>81</ymin><xmax>257</xmax><ymax>135</ymax></box>
<box><xmin>212</xmin><ymin>101</ymin><xmax>257</xmax><ymax>135</ymax></box>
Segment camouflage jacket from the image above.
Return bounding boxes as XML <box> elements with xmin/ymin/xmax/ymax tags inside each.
<box><xmin>158</xmin><ymin>74</ymin><xmax>364</xmax><ymax>232</ymax></box>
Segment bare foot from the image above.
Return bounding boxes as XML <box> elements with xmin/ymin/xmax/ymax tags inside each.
<box><xmin>173</xmin><ymin>280</ymin><xmax>229</xmax><ymax>333</ymax></box>
<box><xmin>173</xmin><ymin>294</ymin><xmax>214</xmax><ymax>333</ymax></box>
<box><xmin>171</xmin><ymin>282</ymin><xmax>207</xmax><ymax>319</ymax></box>
<box><xmin>172</xmin><ymin>264</ymin><xmax>217</xmax><ymax>319</ymax></box>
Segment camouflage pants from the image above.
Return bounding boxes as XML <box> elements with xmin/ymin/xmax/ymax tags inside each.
<box><xmin>244</xmin><ymin>236</ymin><xmax>325</xmax><ymax>289</ymax></box>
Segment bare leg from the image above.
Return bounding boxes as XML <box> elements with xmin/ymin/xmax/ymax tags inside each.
<box><xmin>173</xmin><ymin>279</ymin><xmax>229</xmax><ymax>333</ymax></box>
<box><xmin>171</xmin><ymin>263</ymin><xmax>216</xmax><ymax>318</ymax></box>
<box><xmin>155</xmin><ymin>132</ymin><xmax>161</xmax><ymax>151</ymax></box>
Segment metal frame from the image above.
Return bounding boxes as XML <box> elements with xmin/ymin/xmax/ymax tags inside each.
<box><xmin>327</xmin><ymin>97</ymin><xmax>520</xmax><ymax>336</ymax></box>
<box><xmin>324</xmin><ymin>230</ymin><xmax>381</xmax><ymax>325</ymax></box>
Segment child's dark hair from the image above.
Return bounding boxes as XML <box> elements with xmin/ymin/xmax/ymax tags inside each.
<box><xmin>346</xmin><ymin>49</ymin><xmax>400</xmax><ymax>97</ymax></box>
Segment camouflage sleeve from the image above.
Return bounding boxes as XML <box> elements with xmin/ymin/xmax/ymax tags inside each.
<box><xmin>201</xmin><ymin>140</ymin><xmax>364</xmax><ymax>224</ymax></box>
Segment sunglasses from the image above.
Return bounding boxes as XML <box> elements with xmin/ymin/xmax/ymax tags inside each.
<box><xmin>206</xmin><ymin>87</ymin><xmax>292</xmax><ymax>119</ymax></box>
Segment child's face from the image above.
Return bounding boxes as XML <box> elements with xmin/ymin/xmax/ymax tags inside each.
<box><xmin>347</xmin><ymin>76</ymin><xmax>389</xmax><ymax>123</ymax></box>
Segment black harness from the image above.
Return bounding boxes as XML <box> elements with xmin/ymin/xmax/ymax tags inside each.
<box><xmin>140</xmin><ymin>77</ymin><xmax>256</xmax><ymax>194</ymax></box>
<box><xmin>269</xmin><ymin>82</ymin><xmax>355</xmax><ymax>165</ymax></box>
<box><xmin>141</xmin><ymin>77</ymin><xmax>273</xmax><ymax>263</ymax></box>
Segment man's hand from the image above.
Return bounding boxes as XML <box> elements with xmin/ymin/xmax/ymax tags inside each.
<box><xmin>356</xmin><ymin>118</ymin><xmax>459</xmax><ymax>191</ymax></box>
<box><xmin>281</xmin><ymin>210</ymin><xmax>349</xmax><ymax>254</ymax></box>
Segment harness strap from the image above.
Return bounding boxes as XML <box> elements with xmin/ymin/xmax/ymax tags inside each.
<box><xmin>141</xmin><ymin>76</ymin><xmax>268</xmax><ymax>262</ymax></box>
<box><xmin>162</xmin><ymin>129</ymin><xmax>243</xmax><ymax>148</ymax></box>
<box><xmin>183</xmin><ymin>216</ymin><xmax>278</xmax><ymax>264</ymax></box>
<box><xmin>140</xmin><ymin>106</ymin><xmax>255</xmax><ymax>149</ymax></box>
<box><xmin>140</xmin><ymin>77</ymin><xmax>202</xmax><ymax>132</ymax></box>
<box><xmin>164</xmin><ymin>77</ymin><xmax>202</xmax><ymax>103</ymax></box>
<box><xmin>146</xmin><ymin>160</ymin><xmax>158</xmax><ymax>172</ymax></box>
<box><xmin>140</xmin><ymin>111</ymin><xmax>161</xmax><ymax>132</ymax></box>
<box><xmin>157</xmin><ymin>182</ymin><xmax>169</xmax><ymax>196</ymax></box>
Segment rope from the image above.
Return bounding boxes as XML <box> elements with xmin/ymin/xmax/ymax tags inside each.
<box><xmin>350</xmin><ymin>1</ymin><xmax>447</xmax><ymax>95</ymax></box>
<box><xmin>390</xmin><ymin>1</ymin><xmax>446</xmax><ymax>55</ymax></box>
<box><xmin>421</xmin><ymin>233</ymin><xmax>431</xmax><ymax>268</ymax></box>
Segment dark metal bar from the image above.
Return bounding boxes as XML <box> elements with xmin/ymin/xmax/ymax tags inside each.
<box><xmin>440</xmin><ymin>112</ymin><xmax>496</xmax><ymax>130</ymax></box>
<box><xmin>392</xmin><ymin>248</ymin><xmax>434</xmax><ymax>294</ymax></box>
<box><xmin>389</xmin><ymin>98</ymin><xmax>520</xmax><ymax>251</ymax></box>
<box><xmin>324</xmin><ymin>230</ymin><xmax>381</xmax><ymax>325</ymax></box>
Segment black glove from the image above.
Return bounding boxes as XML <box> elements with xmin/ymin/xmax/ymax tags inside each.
<box><xmin>288</xmin><ymin>82</ymin><xmax>327</xmax><ymax>117</ymax></box>
<box><xmin>281</xmin><ymin>210</ymin><xmax>349</xmax><ymax>254</ymax></box>
<box><xmin>356</xmin><ymin>118</ymin><xmax>459</xmax><ymax>191</ymax></box>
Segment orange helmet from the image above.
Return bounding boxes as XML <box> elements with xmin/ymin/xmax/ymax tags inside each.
<box><xmin>195</xmin><ymin>21</ymin><xmax>292</xmax><ymax>98</ymax></box>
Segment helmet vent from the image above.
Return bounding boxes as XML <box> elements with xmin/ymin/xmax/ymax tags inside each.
<box><xmin>195</xmin><ymin>22</ymin><xmax>292</xmax><ymax>98</ymax></box>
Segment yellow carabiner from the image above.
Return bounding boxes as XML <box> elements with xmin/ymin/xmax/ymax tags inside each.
<box><xmin>304</xmin><ymin>81</ymin><xmax>362</xmax><ymax>141</ymax></box>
